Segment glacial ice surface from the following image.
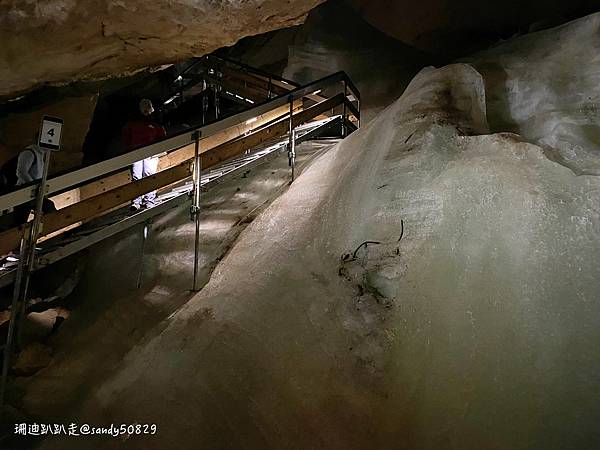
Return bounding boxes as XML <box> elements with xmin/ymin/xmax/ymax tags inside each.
<box><xmin>468</xmin><ymin>12</ymin><xmax>600</xmax><ymax>174</ymax></box>
<box><xmin>40</xmin><ymin>25</ymin><xmax>600</xmax><ymax>450</ymax></box>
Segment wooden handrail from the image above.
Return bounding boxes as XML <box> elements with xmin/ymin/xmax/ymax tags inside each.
<box><xmin>49</xmin><ymin>102</ymin><xmax>299</xmax><ymax>211</ymax></box>
<box><xmin>0</xmin><ymin>94</ymin><xmax>346</xmax><ymax>255</ymax></box>
<box><xmin>218</xmin><ymin>65</ymin><xmax>289</xmax><ymax>96</ymax></box>
<box><xmin>0</xmin><ymin>163</ymin><xmax>192</xmax><ymax>255</ymax></box>
<box><xmin>206</xmin><ymin>74</ymin><xmax>266</xmax><ymax>103</ymax></box>
<box><xmin>202</xmin><ymin>93</ymin><xmax>344</xmax><ymax>168</ymax></box>
<box><xmin>0</xmin><ymin>70</ymin><xmax>358</xmax><ymax>213</ymax></box>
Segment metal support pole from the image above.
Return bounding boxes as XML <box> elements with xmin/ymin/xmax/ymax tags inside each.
<box><xmin>1</xmin><ymin>147</ymin><xmax>52</xmax><ymax>411</ymax></box>
<box><xmin>357</xmin><ymin>98</ymin><xmax>361</xmax><ymax>129</ymax></box>
<box><xmin>342</xmin><ymin>80</ymin><xmax>348</xmax><ymax>138</ymax></box>
<box><xmin>16</xmin><ymin>148</ymin><xmax>52</xmax><ymax>345</ymax></box>
<box><xmin>214</xmin><ymin>85</ymin><xmax>219</xmax><ymax>121</ymax></box>
<box><xmin>179</xmin><ymin>76</ymin><xmax>184</xmax><ymax>108</ymax></box>
<box><xmin>136</xmin><ymin>221</ymin><xmax>149</xmax><ymax>289</ymax></box>
<box><xmin>191</xmin><ymin>130</ymin><xmax>202</xmax><ymax>291</ymax></box>
<box><xmin>0</xmin><ymin>239</ymin><xmax>26</xmax><ymax>413</ymax></box>
<box><xmin>201</xmin><ymin>79</ymin><xmax>206</xmax><ymax>125</ymax></box>
<box><xmin>288</xmin><ymin>97</ymin><xmax>296</xmax><ymax>182</ymax></box>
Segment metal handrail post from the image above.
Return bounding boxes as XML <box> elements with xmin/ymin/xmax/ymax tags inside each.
<box><xmin>342</xmin><ymin>80</ymin><xmax>348</xmax><ymax>138</ymax></box>
<box><xmin>0</xmin><ymin>71</ymin><xmax>356</xmax><ymax>213</ymax></box>
<box><xmin>288</xmin><ymin>97</ymin><xmax>296</xmax><ymax>181</ymax></box>
<box><xmin>16</xmin><ymin>148</ymin><xmax>53</xmax><ymax>346</ymax></box>
<box><xmin>201</xmin><ymin>78</ymin><xmax>206</xmax><ymax>125</ymax></box>
<box><xmin>0</xmin><ymin>238</ymin><xmax>26</xmax><ymax>413</ymax></box>
<box><xmin>191</xmin><ymin>130</ymin><xmax>202</xmax><ymax>291</ymax></box>
<box><xmin>136</xmin><ymin>221</ymin><xmax>150</xmax><ymax>290</ymax></box>
<box><xmin>1</xmin><ymin>147</ymin><xmax>52</xmax><ymax>411</ymax></box>
<box><xmin>214</xmin><ymin>83</ymin><xmax>220</xmax><ymax>121</ymax></box>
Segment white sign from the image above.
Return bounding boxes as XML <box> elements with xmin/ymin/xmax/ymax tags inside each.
<box><xmin>39</xmin><ymin>116</ymin><xmax>63</xmax><ymax>151</ymax></box>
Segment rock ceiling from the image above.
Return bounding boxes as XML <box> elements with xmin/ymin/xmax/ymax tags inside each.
<box><xmin>0</xmin><ymin>0</ymin><xmax>326</xmax><ymax>98</ymax></box>
<box><xmin>347</xmin><ymin>0</ymin><xmax>598</xmax><ymax>54</ymax></box>
<box><xmin>1</xmin><ymin>0</ymin><xmax>598</xmax><ymax>99</ymax></box>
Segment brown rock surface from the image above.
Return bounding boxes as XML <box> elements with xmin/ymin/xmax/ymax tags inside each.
<box><xmin>0</xmin><ymin>94</ymin><xmax>98</xmax><ymax>173</ymax></box>
<box><xmin>0</xmin><ymin>0</ymin><xmax>326</xmax><ymax>98</ymax></box>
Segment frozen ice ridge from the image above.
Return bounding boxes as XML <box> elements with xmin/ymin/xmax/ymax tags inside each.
<box><xmin>40</xmin><ymin>17</ymin><xmax>600</xmax><ymax>450</ymax></box>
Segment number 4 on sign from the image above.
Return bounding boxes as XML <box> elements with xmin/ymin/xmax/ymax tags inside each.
<box><xmin>38</xmin><ymin>116</ymin><xmax>63</xmax><ymax>151</ymax></box>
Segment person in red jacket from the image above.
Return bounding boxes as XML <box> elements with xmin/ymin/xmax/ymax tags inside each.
<box><xmin>122</xmin><ymin>99</ymin><xmax>166</xmax><ymax>210</ymax></box>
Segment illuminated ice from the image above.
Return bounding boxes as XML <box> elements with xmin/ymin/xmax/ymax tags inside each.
<box><xmin>38</xmin><ymin>15</ymin><xmax>600</xmax><ymax>450</ymax></box>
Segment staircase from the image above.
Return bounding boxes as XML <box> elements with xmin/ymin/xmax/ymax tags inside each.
<box><xmin>0</xmin><ymin>56</ymin><xmax>361</xmax><ymax>284</ymax></box>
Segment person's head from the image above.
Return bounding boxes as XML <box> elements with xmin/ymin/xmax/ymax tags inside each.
<box><xmin>139</xmin><ymin>98</ymin><xmax>154</xmax><ymax>117</ymax></box>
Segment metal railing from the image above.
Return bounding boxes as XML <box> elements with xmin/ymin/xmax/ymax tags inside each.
<box><xmin>0</xmin><ymin>70</ymin><xmax>360</xmax><ymax>213</ymax></box>
<box><xmin>176</xmin><ymin>55</ymin><xmax>301</xmax><ymax>99</ymax></box>
<box><xmin>0</xmin><ymin>61</ymin><xmax>361</xmax><ymax>411</ymax></box>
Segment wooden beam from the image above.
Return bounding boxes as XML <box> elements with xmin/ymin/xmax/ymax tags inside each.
<box><xmin>293</xmin><ymin>93</ymin><xmax>344</xmax><ymax>127</ymax></box>
<box><xmin>50</xmin><ymin>171</ymin><xmax>131</xmax><ymax>209</ymax></box>
<box><xmin>214</xmin><ymin>63</ymin><xmax>325</xmax><ymax>103</ymax></box>
<box><xmin>0</xmin><ymin>93</ymin><xmax>345</xmax><ymax>255</ymax></box>
<box><xmin>0</xmin><ymin>163</ymin><xmax>192</xmax><ymax>255</ymax></box>
<box><xmin>206</xmin><ymin>75</ymin><xmax>266</xmax><ymax>103</ymax></box>
<box><xmin>219</xmin><ymin>66</ymin><xmax>289</xmax><ymax>96</ymax></box>
<box><xmin>201</xmin><ymin>93</ymin><xmax>345</xmax><ymax>169</ymax></box>
<box><xmin>48</xmin><ymin>102</ymin><xmax>300</xmax><ymax>212</ymax></box>
<box><xmin>161</xmin><ymin>101</ymin><xmax>301</xmax><ymax>168</ymax></box>
<box><xmin>206</xmin><ymin>59</ymin><xmax>292</xmax><ymax>95</ymax></box>
<box><xmin>202</xmin><ymin>122</ymin><xmax>289</xmax><ymax>170</ymax></box>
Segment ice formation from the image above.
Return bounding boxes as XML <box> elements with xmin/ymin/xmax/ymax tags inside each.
<box><xmin>35</xmin><ymin>14</ymin><xmax>600</xmax><ymax>450</ymax></box>
<box><xmin>468</xmin><ymin>12</ymin><xmax>600</xmax><ymax>174</ymax></box>
<box><xmin>282</xmin><ymin>2</ymin><xmax>431</xmax><ymax>121</ymax></box>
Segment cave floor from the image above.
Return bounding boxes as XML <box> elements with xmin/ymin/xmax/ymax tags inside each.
<box><xmin>1</xmin><ymin>141</ymin><xmax>334</xmax><ymax>449</ymax></box>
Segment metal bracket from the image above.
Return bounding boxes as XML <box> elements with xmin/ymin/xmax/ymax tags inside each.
<box><xmin>189</xmin><ymin>204</ymin><xmax>200</xmax><ymax>219</ymax></box>
<box><xmin>288</xmin><ymin>97</ymin><xmax>296</xmax><ymax>181</ymax></box>
<box><xmin>191</xmin><ymin>132</ymin><xmax>202</xmax><ymax>291</ymax></box>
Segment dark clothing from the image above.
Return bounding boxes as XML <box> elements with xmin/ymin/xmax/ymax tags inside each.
<box><xmin>14</xmin><ymin>198</ymin><xmax>56</xmax><ymax>226</ymax></box>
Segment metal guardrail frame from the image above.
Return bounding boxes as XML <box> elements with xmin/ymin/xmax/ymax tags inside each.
<box><xmin>206</xmin><ymin>55</ymin><xmax>300</xmax><ymax>88</ymax></box>
<box><xmin>0</xmin><ymin>115</ymin><xmax>341</xmax><ymax>288</ymax></box>
<box><xmin>182</xmin><ymin>54</ymin><xmax>300</xmax><ymax>90</ymax></box>
<box><xmin>0</xmin><ymin>57</ymin><xmax>360</xmax><ymax>410</ymax></box>
<box><xmin>0</xmin><ymin>69</ymin><xmax>360</xmax><ymax>213</ymax></box>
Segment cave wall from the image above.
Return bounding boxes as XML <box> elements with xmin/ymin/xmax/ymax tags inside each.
<box><xmin>281</xmin><ymin>1</ymin><xmax>432</xmax><ymax>121</ymax></box>
<box><xmin>3</xmin><ymin>0</ymin><xmax>598</xmax><ymax>102</ymax></box>
<box><xmin>0</xmin><ymin>94</ymin><xmax>98</xmax><ymax>174</ymax></box>
<box><xmin>0</xmin><ymin>0</ymin><xmax>326</xmax><ymax>98</ymax></box>
<box><xmin>348</xmin><ymin>0</ymin><xmax>599</xmax><ymax>56</ymax></box>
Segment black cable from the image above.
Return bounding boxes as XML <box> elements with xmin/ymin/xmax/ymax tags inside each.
<box><xmin>398</xmin><ymin>219</ymin><xmax>404</xmax><ymax>242</ymax></box>
<box><xmin>352</xmin><ymin>240</ymin><xmax>381</xmax><ymax>259</ymax></box>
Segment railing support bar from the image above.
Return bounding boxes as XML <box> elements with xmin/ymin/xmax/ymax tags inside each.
<box><xmin>288</xmin><ymin>97</ymin><xmax>296</xmax><ymax>182</ymax></box>
<box><xmin>191</xmin><ymin>130</ymin><xmax>202</xmax><ymax>292</ymax></box>
<box><xmin>1</xmin><ymin>147</ymin><xmax>52</xmax><ymax>412</ymax></box>
<box><xmin>342</xmin><ymin>80</ymin><xmax>348</xmax><ymax>138</ymax></box>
